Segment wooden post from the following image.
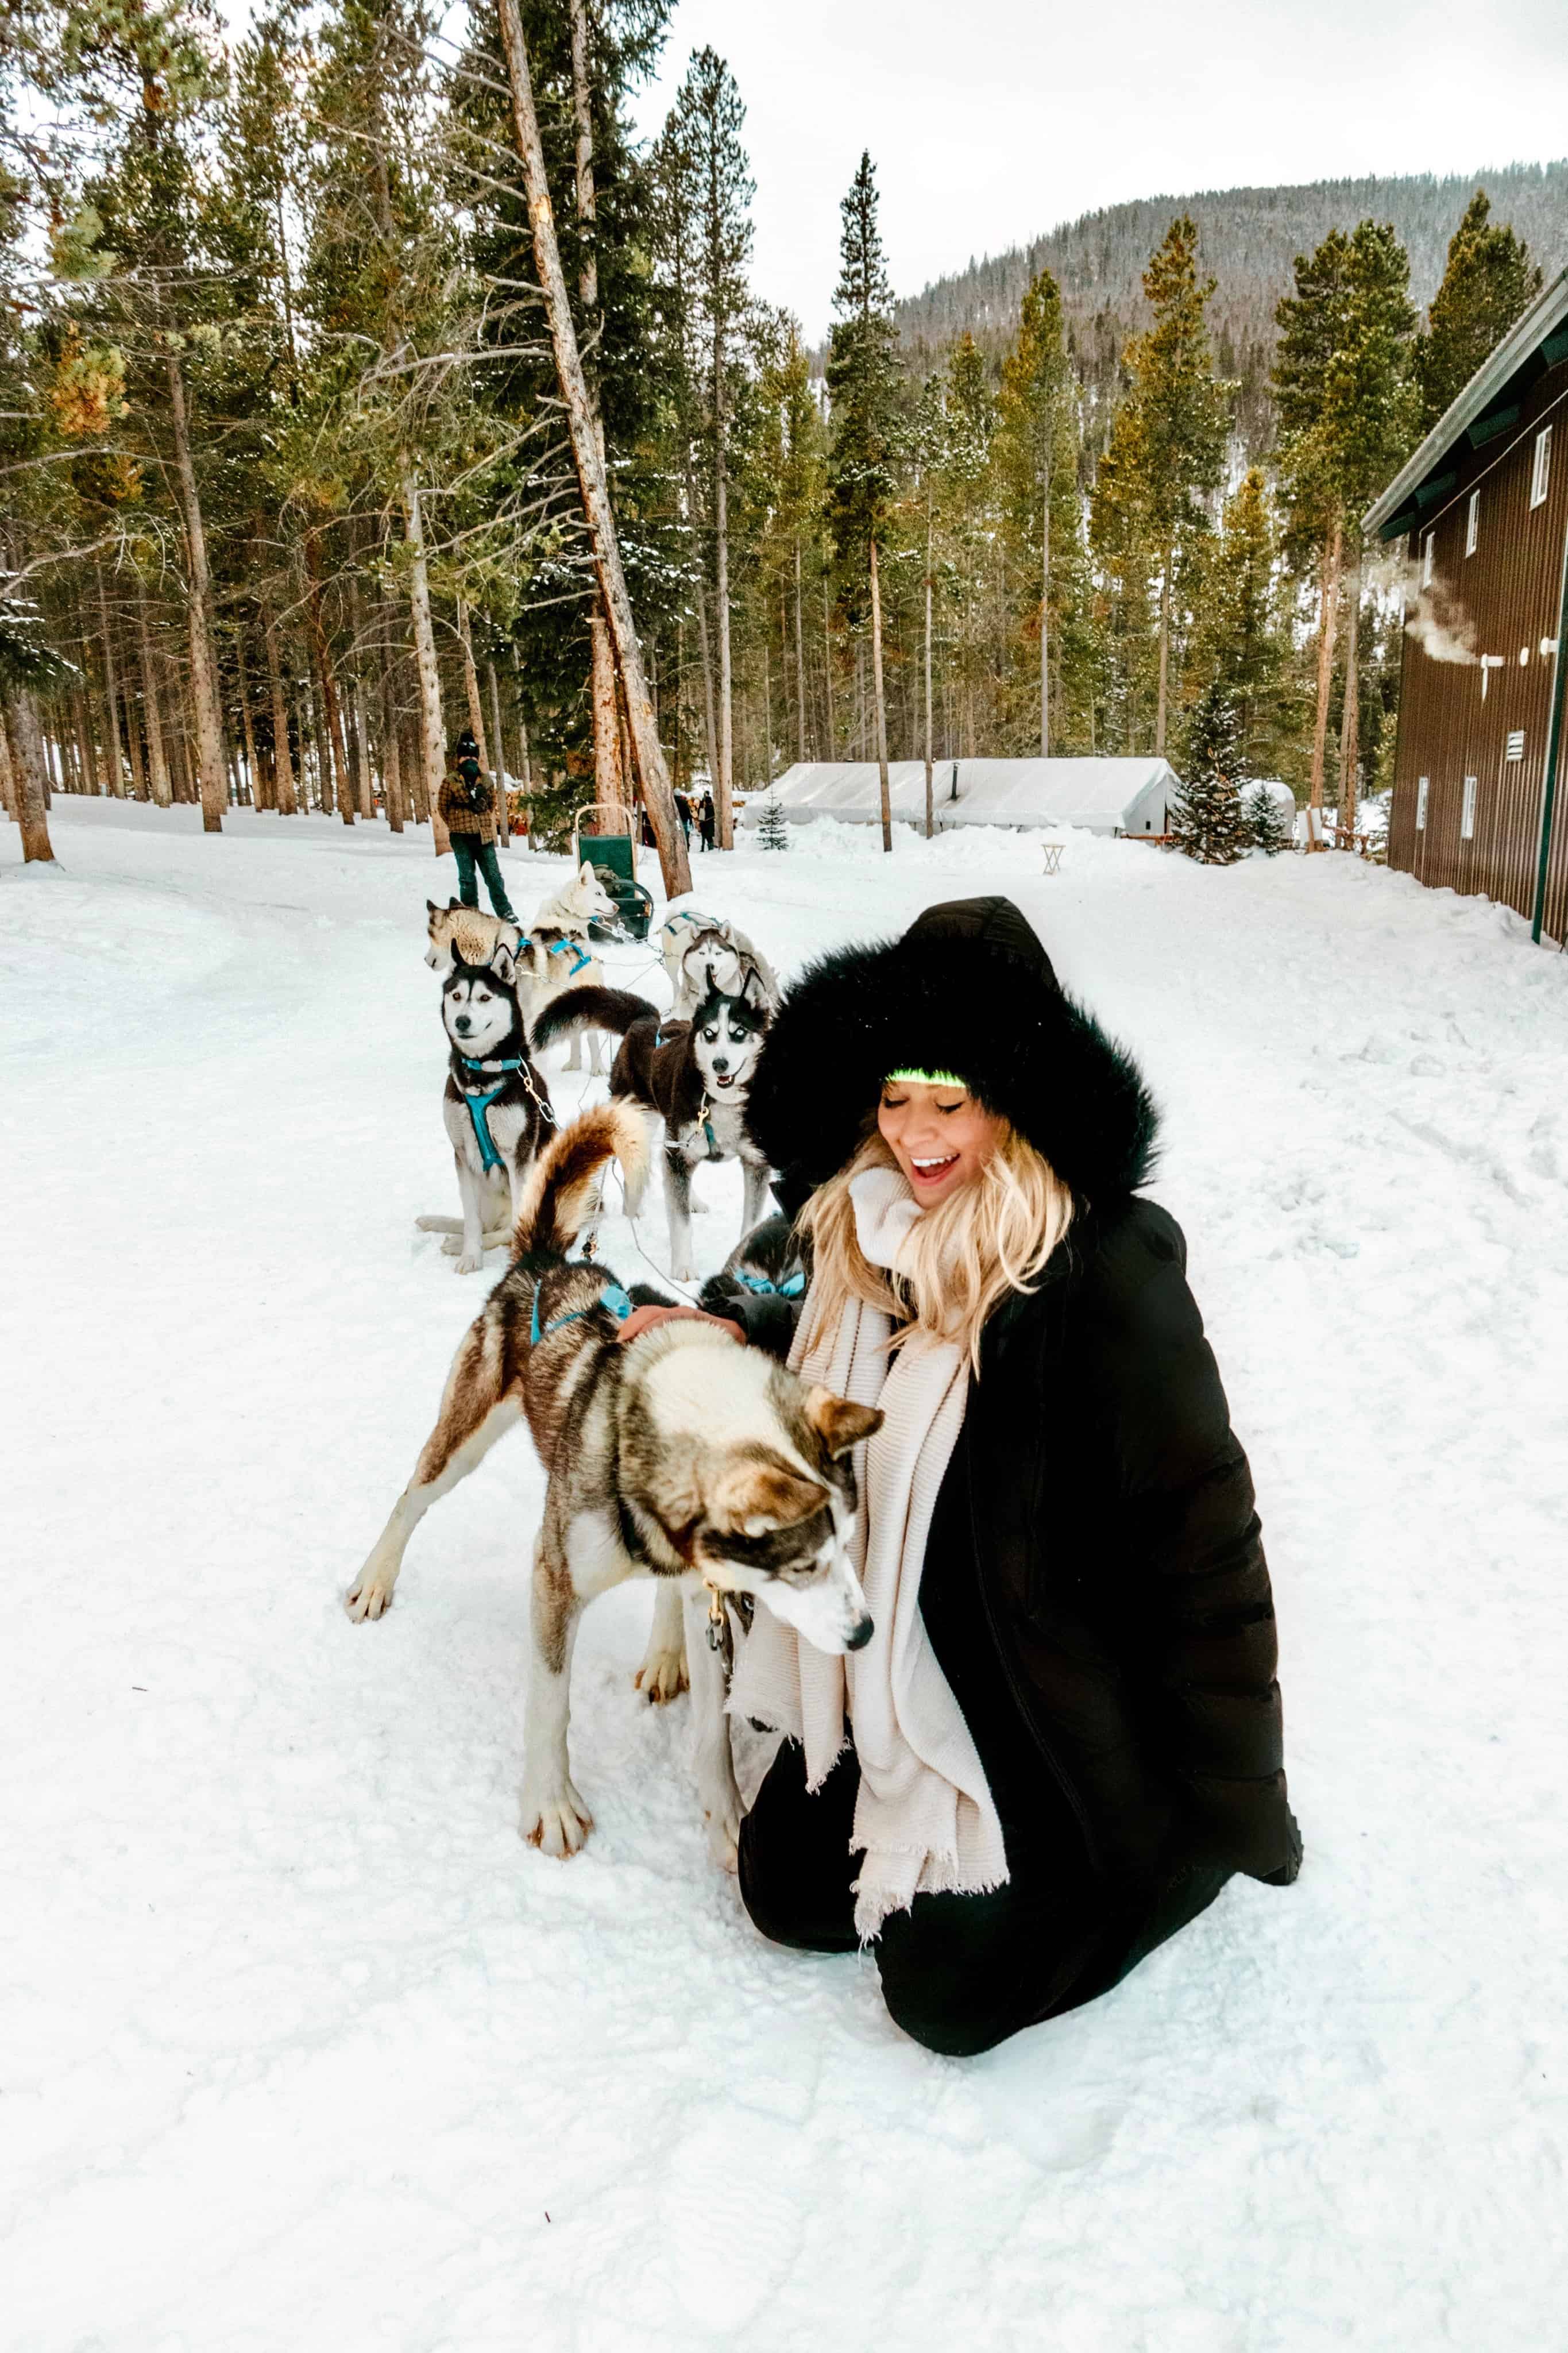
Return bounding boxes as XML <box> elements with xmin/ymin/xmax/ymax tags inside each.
<box><xmin>495</xmin><ymin>0</ymin><xmax>690</xmax><ymax>897</ymax></box>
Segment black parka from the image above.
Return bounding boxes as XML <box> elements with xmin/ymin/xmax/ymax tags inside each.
<box><xmin>742</xmin><ymin>893</ymin><xmax>1301</xmax><ymax>1899</ymax></box>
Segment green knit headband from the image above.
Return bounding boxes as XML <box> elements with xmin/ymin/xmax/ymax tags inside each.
<box><xmin>885</xmin><ymin>1067</ymin><xmax>968</xmax><ymax>1090</ymax></box>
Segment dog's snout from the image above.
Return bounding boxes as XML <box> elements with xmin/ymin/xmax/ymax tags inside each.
<box><xmin>712</xmin><ymin>1055</ymin><xmax>729</xmax><ymax>1074</ymax></box>
<box><xmin>845</xmin><ymin>1613</ymin><xmax>874</xmax><ymax>1652</ymax></box>
<box><xmin>454</xmin><ymin>1014</ymin><xmax>472</xmax><ymax>1034</ymax></box>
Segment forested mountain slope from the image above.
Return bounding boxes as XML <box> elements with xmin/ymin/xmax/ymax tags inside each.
<box><xmin>896</xmin><ymin>162</ymin><xmax>1568</xmax><ymax>450</ymax></box>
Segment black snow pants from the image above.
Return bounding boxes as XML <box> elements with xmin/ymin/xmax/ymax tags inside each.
<box><xmin>738</xmin><ymin>1738</ymin><xmax>1230</xmax><ymax>2058</ymax></box>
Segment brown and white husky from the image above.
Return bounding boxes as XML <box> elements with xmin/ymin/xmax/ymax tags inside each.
<box><xmin>346</xmin><ymin>1106</ymin><xmax>879</xmax><ymax>1872</ymax></box>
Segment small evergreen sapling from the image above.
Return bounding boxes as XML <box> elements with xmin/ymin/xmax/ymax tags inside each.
<box><xmin>1172</xmin><ymin>679</ymin><xmax>1248</xmax><ymax>865</ymax></box>
<box><xmin>1243</xmin><ymin>783</ymin><xmax>1290</xmax><ymax>855</ymax></box>
<box><xmin>755</xmin><ymin>789</ymin><xmax>790</xmax><ymax>851</ymax></box>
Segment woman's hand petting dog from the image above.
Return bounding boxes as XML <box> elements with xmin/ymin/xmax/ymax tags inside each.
<box><xmin>616</xmin><ymin>1303</ymin><xmax>745</xmax><ymax>1347</ymax></box>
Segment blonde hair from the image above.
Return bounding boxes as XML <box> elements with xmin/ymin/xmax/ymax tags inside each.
<box><xmin>799</xmin><ymin>1118</ymin><xmax>1074</xmax><ymax>1373</ymax></box>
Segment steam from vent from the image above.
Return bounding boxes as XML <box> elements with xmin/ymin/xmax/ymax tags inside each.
<box><xmin>1404</xmin><ymin>574</ymin><xmax>1477</xmax><ymax>666</ymax></box>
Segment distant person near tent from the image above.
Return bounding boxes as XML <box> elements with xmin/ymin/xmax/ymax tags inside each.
<box><xmin>439</xmin><ymin>731</ymin><xmax>517</xmax><ymax>922</ymax></box>
<box><xmin>698</xmin><ymin>789</ymin><xmax>716</xmax><ymax>851</ymax></box>
<box><xmin>674</xmin><ymin>788</ymin><xmax>693</xmax><ymax>846</ymax></box>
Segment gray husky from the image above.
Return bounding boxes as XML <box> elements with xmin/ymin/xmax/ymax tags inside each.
<box><xmin>534</xmin><ymin>977</ymin><xmax>773</xmax><ymax>1283</ymax></box>
<box><xmin>346</xmin><ymin>1105</ymin><xmax>879</xmax><ymax>1871</ymax></box>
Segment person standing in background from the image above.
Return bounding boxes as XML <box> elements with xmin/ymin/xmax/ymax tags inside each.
<box><xmin>698</xmin><ymin>788</ymin><xmax>716</xmax><ymax>852</ymax></box>
<box><xmin>439</xmin><ymin>731</ymin><xmax>517</xmax><ymax>922</ymax></box>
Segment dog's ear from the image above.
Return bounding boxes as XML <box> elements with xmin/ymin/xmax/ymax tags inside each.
<box><xmin>579</xmin><ymin>859</ymin><xmax>594</xmax><ymax>885</ymax></box>
<box><xmin>427</xmin><ymin>898</ymin><xmax>441</xmax><ymax>919</ymax></box>
<box><xmin>714</xmin><ymin>1457</ymin><xmax>829</xmax><ymax>1536</ymax></box>
<box><xmin>802</xmin><ymin>1388</ymin><xmax>883</xmax><ymax>1459</ymax></box>
<box><xmin>489</xmin><ymin>940</ymin><xmax>515</xmax><ymax>987</ymax></box>
<box><xmin>741</xmin><ymin>965</ymin><xmax>768</xmax><ymax>1013</ymax></box>
<box><xmin>447</xmin><ymin>897</ymin><xmax>462</xmax><ymax>911</ymax></box>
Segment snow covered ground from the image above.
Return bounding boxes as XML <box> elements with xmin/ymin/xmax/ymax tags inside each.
<box><xmin>5</xmin><ymin>801</ymin><xmax>1568</xmax><ymax>2351</ymax></box>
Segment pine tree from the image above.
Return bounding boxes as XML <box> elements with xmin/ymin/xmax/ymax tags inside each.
<box><xmin>1095</xmin><ymin>219</ymin><xmax>1229</xmax><ymax>757</ymax></box>
<box><xmin>1189</xmin><ymin>467</ymin><xmax>1291</xmax><ymax>779</ymax></box>
<box><xmin>1172</xmin><ymin>677</ymin><xmax>1247</xmax><ymax>865</ymax></box>
<box><xmin>992</xmin><ymin>268</ymin><xmax>1082</xmax><ymax>757</ymax></box>
<box><xmin>754</xmin><ymin>786</ymin><xmax>788</xmax><ymax>850</ymax></box>
<box><xmin>1242</xmin><ymin>782</ymin><xmax>1289</xmax><ymax>855</ymax></box>
<box><xmin>1416</xmin><ymin>191</ymin><xmax>1542</xmax><ymax>433</ymax></box>
<box><xmin>826</xmin><ymin>151</ymin><xmax>901</xmax><ymax>851</ymax></box>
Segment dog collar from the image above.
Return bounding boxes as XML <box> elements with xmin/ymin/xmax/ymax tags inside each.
<box><xmin>734</xmin><ymin>1269</ymin><xmax>805</xmax><ymax>1298</ymax></box>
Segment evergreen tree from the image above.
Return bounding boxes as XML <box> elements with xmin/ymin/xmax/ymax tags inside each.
<box><xmin>754</xmin><ymin>785</ymin><xmax>789</xmax><ymax>849</ymax></box>
<box><xmin>1094</xmin><ymin>218</ymin><xmax>1228</xmax><ymax>757</ymax></box>
<box><xmin>826</xmin><ymin>150</ymin><xmax>901</xmax><ymax>850</ymax></box>
<box><xmin>991</xmin><ymin>269</ymin><xmax>1080</xmax><ymax>755</ymax></box>
<box><xmin>1172</xmin><ymin>676</ymin><xmax>1247</xmax><ymax>865</ymax></box>
<box><xmin>1190</xmin><ymin>466</ymin><xmax>1292</xmax><ymax>781</ymax></box>
<box><xmin>1416</xmin><ymin>191</ymin><xmax>1542</xmax><ymax>433</ymax></box>
<box><xmin>1242</xmin><ymin>782</ymin><xmax>1289</xmax><ymax>855</ymax></box>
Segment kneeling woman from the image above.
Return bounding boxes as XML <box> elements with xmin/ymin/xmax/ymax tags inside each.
<box><xmin>728</xmin><ymin>896</ymin><xmax>1300</xmax><ymax>2058</ymax></box>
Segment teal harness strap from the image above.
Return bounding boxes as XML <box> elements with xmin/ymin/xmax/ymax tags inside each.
<box><xmin>734</xmin><ymin>1269</ymin><xmax>805</xmax><ymax>1299</ymax></box>
<box><xmin>457</xmin><ymin>1054</ymin><xmax>534</xmax><ymax>1173</ymax></box>
<box><xmin>546</xmin><ymin>938</ymin><xmax>593</xmax><ymax>977</ymax></box>
<box><xmin>530</xmin><ymin>1276</ymin><xmax>634</xmax><ymax>1347</ymax></box>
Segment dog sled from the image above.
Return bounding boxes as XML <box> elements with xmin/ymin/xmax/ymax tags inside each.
<box><xmin>571</xmin><ymin>803</ymin><xmax>655</xmax><ymax>942</ymax></box>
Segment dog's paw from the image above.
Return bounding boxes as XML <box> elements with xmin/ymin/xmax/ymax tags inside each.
<box><xmin>440</xmin><ymin>1235</ymin><xmax>462</xmax><ymax>1256</ymax></box>
<box><xmin>689</xmin><ymin>1197</ymin><xmax>710</xmax><ymax>1215</ymax></box>
<box><xmin>669</xmin><ymin>1254</ymin><xmax>698</xmax><ymax>1285</ymax></box>
<box><xmin>520</xmin><ymin>1779</ymin><xmax>594</xmax><ymax>1858</ymax></box>
<box><xmin>345</xmin><ymin>1565</ymin><xmax>396</xmax><ymax>1622</ymax></box>
<box><xmin>456</xmin><ymin>1250</ymin><xmax>482</xmax><ymax>1275</ymax></box>
<box><xmin>633</xmin><ymin>1642</ymin><xmax>689</xmax><ymax>1706</ymax></box>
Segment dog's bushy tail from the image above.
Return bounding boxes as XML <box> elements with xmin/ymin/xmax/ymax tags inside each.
<box><xmin>532</xmin><ymin>984</ymin><xmax>658</xmax><ymax>1052</ymax></box>
<box><xmin>511</xmin><ymin>1102</ymin><xmax>647</xmax><ymax>1262</ymax></box>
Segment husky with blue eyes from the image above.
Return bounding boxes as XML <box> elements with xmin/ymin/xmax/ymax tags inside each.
<box><xmin>533</xmin><ymin>970</ymin><xmax>774</xmax><ymax>1283</ymax></box>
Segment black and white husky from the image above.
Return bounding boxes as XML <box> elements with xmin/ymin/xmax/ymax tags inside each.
<box><xmin>534</xmin><ymin>975</ymin><xmax>773</xmax><ymax>1283</ymax></box>
<box><xmin>419</xmin><ymin>942</ymin><xmax>555</xmax><ymax>1274</ymax></box>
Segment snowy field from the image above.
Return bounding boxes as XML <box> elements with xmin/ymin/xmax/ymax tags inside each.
<box><xmin>5</xmin><ymin>800</ymin><xmax>1568</xmax><ymax>2352</ymax></box>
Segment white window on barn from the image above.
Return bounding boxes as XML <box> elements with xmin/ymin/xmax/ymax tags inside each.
<box><xmin>1416</xmin><ymin>776</ymin><xmax>1429</xmax><ymax>830</ymax></box>
<box><xmin>1461</xmin><ymin>776</ymin><xmax>1477</xmax><ymax>839</ymax></box>
<box><xmin>1531</xmin><ymin>426</ymin><xmax>1552</xmax><ymax>511</ymax></box>
<box><xmin>1422</xmin><ymin>532</ymin><xmax>1435</xmax><ymax>587</ymax></box>
<box><xmin>1466</xmin><ymin>491</ymin><xmax>1480</xmax><ymax>556</ymax></box>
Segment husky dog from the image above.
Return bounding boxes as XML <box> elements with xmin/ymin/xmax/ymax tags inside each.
<box><xmin>532</xmin><ymin>859</ymin><xmax>622</xmax><ymax>939</ymax></box>
<box><xmin>420</xmin><ymin>942</ymin><xmax>555</xmax><ymax>1274</ymax></box>
<box><xmin>424</xmin><ymin>899</ymin><xmax>607</xmax><ymax>1075</ymax></box>
<box><xmin>534</xmin><ymin>977</ymin><xmax>773</xmax><ymax>1283</ymax></box>
<box><xmin>346</xmin><ymin>1106</ymin><xmax>880</xmax><ymax>1870</ymax></box>
<box><xmin>658</xmin><ymin>908</ymin><xmax>779</xmax><ymax>1021</ymax></box>
<box><xmin>698</xmin><ymin>1214</ymin><xmax>809</xmax><ymax>1318</ymax></box>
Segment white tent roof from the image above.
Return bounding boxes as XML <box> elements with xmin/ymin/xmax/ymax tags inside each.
<box><xmin>750</xmin><ymin>758</ymin><xmax>1177</xmax><ymax>834</ymax></box>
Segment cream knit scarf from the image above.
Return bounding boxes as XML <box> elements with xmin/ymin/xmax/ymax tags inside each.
<box><xmin>729</xmin><ymin>1164</ymin><xmax>1009</xmax><ymax>1940</ymax></box>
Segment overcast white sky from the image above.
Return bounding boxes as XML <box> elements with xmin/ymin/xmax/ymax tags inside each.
<box><xmin>628</xmin><ymin>0</ymin><xmax>1568</xmax><ymax>337</ymax></box>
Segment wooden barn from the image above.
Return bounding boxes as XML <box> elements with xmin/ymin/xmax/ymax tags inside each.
<box><xmin>1366</xmin><ymin>268</ymin><xmax>1568</xmax><ymax>941</ymax></box>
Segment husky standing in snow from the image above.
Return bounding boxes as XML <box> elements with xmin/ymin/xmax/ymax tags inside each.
<box><xmin>419</xmin><ymin>940</ymin><xmax>555</xmax><ymax>1274</ymax></box>
<box><xmin>534</xmin><ymin>973</ymin><xmax>774</xmax><ymax>1283</ymax></box>
<box><xmin>347</xmin><ymin>1104</ymin><xmax>880</xmax><ymax>1872</ymax></box>
<box><xmin>532</xmin><ymin>859</ymin><xmax>623</xmax><ymax>939</ymax></box>
<box><xmin>658</xmin><ymin>907</ymin><xmax>779</xmax><ymax>1021</ymax></box>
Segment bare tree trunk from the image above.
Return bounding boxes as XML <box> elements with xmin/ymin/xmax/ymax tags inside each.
<box><xmin>1154</xmin><ymin>545</ymin><xmax>1172</xmax><ymax>758</ymax></box>
<box><xmin>261</xmin><ymin>595</ymin><xmax>298</xmax><ymax>815</ymax></box>
<box><xmin>400</xmin><ymin>460</ymin><xmax>450</xmax><ymax>854</ymax></box>
<box><xmin>1041</xmin><ymin>488</ymin><xmax>1051</xmax><ymax>759</ymax></box>
<box><xmin>822</xmin><ymin>568</ymin><xmax>836</xmax><ymax>760</ymax></box>
<box><xmin>97</xmin><ymin>570</ymin><xmax>125</xmax><ymax>796</ymax></box>
<box><xmin>75</xmin><ymin>688</ymin><xmax>101</xmax><ymax>794</ymax></box>
<box><xmin>123</xmin><ymin>668</ymin><xmax>146</xmax><ymax>800</ymax></box>
<box><xmin>346</xmin><ymin>573</ymin><xmax>374</xmax><ymax>820</ymax></box>
<box><xmin>1336</xmin><ymin>541</ymin><xmax>1362</xmax><ymax>851</ymax></box>
<box><xmin>869</xmin><ymin>537</ymin><xmax>891</xmax><ymax>854</ymax></box>
<box><xmin>497</xmin><ymin>0</ymin><xmax>689</xmax><ymax>895</ymax></box>
<box><xmin>689</xmin><ymin>485</ymin><xmax>720</xmax><ymax>794</ymax></box>
<box><xmin>380</xmin><ymin>640</ymin><xmax>406</xmax><ymax>833</ymax></box>
<box><xmin>235</xmin><ymin>624</ymin><xmax>264</xmax><ymax>808</ymax></box>
<box><xmin>165</xmin><ymin>351</ymin><xmax>228</xmax><ymax>832</ymax></box>
<box><xmin>0</xmin><ymin>705</ymin><xmax>16</xmax><ymax>820</ymax></box>
<box><xmin>924</xmin><ymin>489</ymin><xmax>935</xmax><ymax>837</ymax></box>
<box><xmin>793</xmin><ymin>535</ymin><xmax>809</xmax><ymax>763</ymax></box>
<box><xmin>485</xmin><ymin>658</ymin><xmax>509</xmax><ymax>842</ymax></box>
<box><xmin>137</xmin><ymin>597</ymin><xmax>172</xmax><ymax>808</ymax></box>
<box><xmin>590</xmin><ymin>611</ymin><xmax>626</xmax><ymax>824</ymax></box>
<box><xmin>304</xmin><ymin>532</ymin><xmax>354</xmax><ymax>826</ymax></box>
<box><xmin>7</xmin><ymin>692</ymin><xmax>55</xmax><ymax>861</ymax></box>
<box><xmin>1307</xmin><ymin>522</ymin><xmax>1344</xmax><ymax>853</ymax></box>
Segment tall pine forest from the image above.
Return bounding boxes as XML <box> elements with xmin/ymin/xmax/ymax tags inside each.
<box><xmin>1</xmin><ymin>0</ymin><xmax>1559</xmax><ymax>848</ymax></box>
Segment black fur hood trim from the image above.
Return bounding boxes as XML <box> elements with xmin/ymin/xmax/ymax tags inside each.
<box><xmin>745</xmin><ymin>895</ymin><xmax>1158</xmax><ymax>1203</ymax></box>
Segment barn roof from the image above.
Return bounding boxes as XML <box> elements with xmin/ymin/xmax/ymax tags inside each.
<box><xmin>755</xmin><ymin>757</ymin><xmax>1176</xmax><ymax>831</ymax></box>
<box><xmin>1364</xmin><ymin>265</ymin><xmax>1568</xmax><ymax>542</ymax></box>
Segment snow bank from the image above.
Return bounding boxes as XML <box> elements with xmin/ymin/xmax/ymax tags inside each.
<box><xmin>5</xmin><ymin>804</ymin><xmax>1568</xmax><ymax>2349</ymax></box>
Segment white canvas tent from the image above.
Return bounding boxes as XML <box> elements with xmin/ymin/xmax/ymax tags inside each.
<box><xmin>747</xmin><ymin>758</ymin><xmax>1177</xmax><ymax>837</ymax></box>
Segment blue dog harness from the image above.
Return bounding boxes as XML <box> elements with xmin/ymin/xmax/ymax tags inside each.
<box><xmin>531</xmin><ymin>1275</ymin><xmax>634</xmax><ymax>1346</ymax></box>
<box><xmin>457</xmin><ymin>1054</ymin><xmax>555</xmax><ymax>1172</ymax></box>
<box><xmin>733</xmin><ymin>1269</ymin><xmax>805</xmax><ymax>1299</ymax></box>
